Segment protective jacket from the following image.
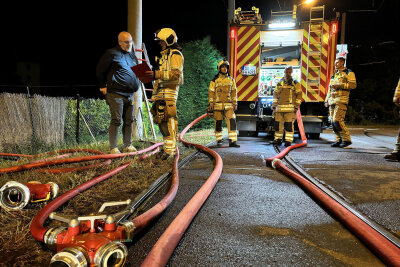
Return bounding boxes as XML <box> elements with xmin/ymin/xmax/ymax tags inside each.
<box><xmin>96</xmin><ymin>45</ymin><xmax>140</xmax><ymax>96</ymax></box>
<box><xmin>394</xmin><ymin>78</ymin><xmax>400</xmax><ymax>102</ymax></box>
<box><xmin>325</xmin><ymin>68</ymin><xmax>356</xmax><ymax>105</ymax></box>
<box><xmin>151</xmin><ymin>48</ymin><xmax>184</xmax><ymax>103</ymax></box>
<box><xmin>209</xmin><ymin>73</ymin><xmax>237</xmax><ymax>110</ymax></box>
<box><xmin>272</xmin><ymin>78</ymin><xmax>302</xmax><ymax>112</ymax></box>
<box><xmin>150</xmin><ymin>47</ymin><xmax>184</xmax><ymax>156</ymax></box>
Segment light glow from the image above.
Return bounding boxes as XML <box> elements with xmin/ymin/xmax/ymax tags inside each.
<box><xmin>268</xmin><ymin>22</ymin><xmax>296</xmax><ymax>29</ymax></box>
<box><xmin>331</xmin><ymin>22</ymin><xmax>338</xmax><ymax>34</ymax></box>
<box><xmin>304</xmin><ymin>0</ymin><xmax>314</xmax><ymax>4</ymax></box>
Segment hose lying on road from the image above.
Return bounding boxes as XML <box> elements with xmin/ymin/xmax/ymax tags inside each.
<box><xmin>266</xmin><ymin>110</ymin><xmax>400</xmax><ymax>266</ymax></box>
<box><xmin>141</xmin><ymin>114</ymin><xmax>223</xmax><ymax>267</ymax></box>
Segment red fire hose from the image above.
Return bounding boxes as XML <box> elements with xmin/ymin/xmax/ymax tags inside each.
<box><xmin>0</xmin><ymin>144</ymin><xmax>162</xmax><ymax>174</ymax></box>
<box><xmin>141</xmin><ymin>114</ymin><xmax>223</xmax><ymax>267</ymax></box>
<box><xmin>131</xmin><ymin>148</ymin><xmax>180</xmax><ymax>232</ymax></box>
<box><xmin>266</xmin><ymin>110</ymin><xmax>400</xmax><ymax>266</ymax></box>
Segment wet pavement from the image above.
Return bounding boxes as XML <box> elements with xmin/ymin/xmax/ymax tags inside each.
<box><xmin>126</xmin><ymin>126</ymin><xmax>400</xmax><ymax>266</ymax></box>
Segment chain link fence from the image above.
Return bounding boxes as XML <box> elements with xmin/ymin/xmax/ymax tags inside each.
<box><xmin>0</xmin><ymin>86</ymin><xmax>156</xmax><ymax>154</ymax></box>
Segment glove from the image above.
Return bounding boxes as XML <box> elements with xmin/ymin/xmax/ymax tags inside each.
<box><xmin>206</xmin><ymin>106</ymin><xmax>214</xmax><ymax>118</ymax></box>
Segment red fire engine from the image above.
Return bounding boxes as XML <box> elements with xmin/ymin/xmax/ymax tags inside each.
<box><xmin>229</xmin><ymin>5</ymin><xmax>339</xmax><ymax>138</ymax></box>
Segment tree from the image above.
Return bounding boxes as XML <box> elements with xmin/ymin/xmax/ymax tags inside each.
<box><xmin>177</xmin><ymin>37</ymin><xmax>223</xmax><ymax>130</ymax></box>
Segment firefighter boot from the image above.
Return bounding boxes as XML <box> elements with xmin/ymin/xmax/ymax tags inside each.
<box><xmin>123</xmin><ymin>145</ymin><xmax>137</xmax><ymax>153</ymax></box>
<box><xmin>217</xmin><ymin>140</ymin><xmax>224</xmax><ymax>146</ymax></box>
<box><xmin>156</xmin><ymin>151</ymin><xmax>171</xmax><ymax>160</ymax></box>
<box><xmin>229</xmin><ymin>140</ymin><xmax>240</xmax><ymax>148</ymax></box>
<box><xmin>284</xmin><ymin>141</ymin><xmax>292</xmax><ymax>147</ymax></box>
<box><xmin>273</xmin><ymin>139</ymin><xmax>282</xmax><ymax>146</ymax></box>
<box><xmin>384</xmin><ymin>152</ymin><xmax>400</xmax><ymax>161</ymax></box>
<box><xmin>339</xmin><ymin>141</ymin><xmax>352</xmax><ymax>148</ymax></box>
<box><xmin>331</xmin><ymin>139</ymin><xmax>342</xmax><ymax>147</ymax></box>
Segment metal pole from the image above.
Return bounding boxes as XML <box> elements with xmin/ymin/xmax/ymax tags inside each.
<box><xmin>26</xmin><ymin>86</ymin><xmax>36</xmax><ymax>145</ymax></box>
<box><xmin>227</xmin><ymin>0</ymin><xmax>235</xmax><ymax>56</ymax></box>
<box><xmin>128</xmin><ymin>0</ymin><xmax>143</xmax><ymax>140</ymax></box>
<box><xmin>78</xmin><ymin>107</ymin><xmax>97</xmax><ymax>144</ymax></box>
<box><xmin>76</xmin><ymin>94</ymin><xmax>80</xmax><ymax>144</ymax></box>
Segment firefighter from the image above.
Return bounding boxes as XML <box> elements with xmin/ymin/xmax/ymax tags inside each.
<box><xmin>272</xmin><ymin>66</ymin><xmax>302</xmax><ymax>146</ymax></box>
<box><xmin>208</xmin><ymin>60</ymin><xmax>240</xmax><ymax>148</ymax></box>
<box><xmin>384</xmin><ymin>78</ymin><xmax>400</xmax><ymax>161</ymax></box>
<box><xmin>145</xmin><ymin>28</ymin><xmax>184</xmax><ymax>160</ymax></box>
<box><xmin>324</xmin><ymin>57</ymin><xmax>357</xmax><ymax>148</ymax></box>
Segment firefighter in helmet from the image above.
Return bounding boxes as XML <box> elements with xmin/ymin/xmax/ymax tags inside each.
<box><xmin>208</xmin><ymin>59</ymin><xmax>240</xmax><ymax>147</ymax></box>
<box><xmin>324</xmin><ymin>57</ymin><xmax>357</xmax><ymax>148</ymax></box>
<box><xmin>146</xmin><ymin>28</ymin><xmax>184</xmax><ymax>159</ymax></box>
<box><xmin>384</xmin><ymin>78</ymin><xmax>400</xmax><ymax>161</ymax></box>
<box><xmin>272</xmin><ymin>66</ymin><xmax>302</xmax><ymax>146</ymax></box>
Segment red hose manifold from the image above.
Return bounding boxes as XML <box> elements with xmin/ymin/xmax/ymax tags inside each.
<box><xmin>45</xmin><ymin>200</ymin><xmax>135</xmax><ymax>267</ymax></box>
<box><xmin>0</xmin><ymin>181</ymin><xmax>59</xmax><ymax>210</ymax></box>
<box><xmin>29</xmin><ymin>144</ymin><xmax>163</xmax><ymax>266</ymax></box>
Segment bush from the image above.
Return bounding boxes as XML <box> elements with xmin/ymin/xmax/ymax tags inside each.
<box><xmin>177</xmin><ymin>37</ymin><xmax>223</xmax><ymax>130</ymax></box>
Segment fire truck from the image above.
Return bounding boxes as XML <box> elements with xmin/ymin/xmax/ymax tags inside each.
<box><xmin>229</xmin><ymin>6</ymin><xmax>339</xmax><ymax>138</ymax></box>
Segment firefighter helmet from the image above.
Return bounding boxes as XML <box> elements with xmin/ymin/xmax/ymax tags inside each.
<box><xmin>154</xmin><ymin>28</ymin><xmax>177</xmax><ymax>46</ymax></box>
<box><xmin>217</xmin><ymin>60</ymin><xmax>230</xmax><ymax>71</ymax></box>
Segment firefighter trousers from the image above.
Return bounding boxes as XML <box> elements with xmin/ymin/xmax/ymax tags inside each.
<box><xmin>274</xmin><ymin>111</ymin><xmax>296</xmax><ymax>142</ymax></box>
<box><xmin>329</xmin><ymin>103</ymin><xmax>351</xmax><ymax>142</ymax></box>
<box><xmin>213</xmin><ymin>108</ymin><xmax>237</xmax><ymax>142</ymax></box>
<box><xmin>152</xmin><ymin>100</ymin><xmax>178</xmax><ymax>155</ymax></box>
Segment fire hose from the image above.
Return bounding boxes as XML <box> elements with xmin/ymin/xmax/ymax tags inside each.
<box><xmin>266</xmin><ymin>109</ymin><xmax>400</xmax><ymax>266</ymax></box>
<box><xmin>28</xmin><ymin>113</ymin><xmax>221</xmax><ymax>266</ymax></box>
<box><xmin>0</xmin><ymin>147</ymin><xmax>161</xmax><ymax>210</ymax></box>
<box><xmin>28</xmin><ymin>143</ymin><xmax>162</xmax><ymax>266</ymax></box>
<box><xmin>141</xmin><ymin>114</ymin><xmax>223</xmax><ymax>267</ymax></box>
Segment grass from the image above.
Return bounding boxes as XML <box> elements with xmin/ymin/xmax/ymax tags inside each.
<box><xmin>0</xmin><ymin>128</ymin><xmax>217</xmax><ymax>266</ymax></box>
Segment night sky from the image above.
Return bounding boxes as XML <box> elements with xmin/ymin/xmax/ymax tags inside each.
<box><xmin>0</xmin><ymin>0</ymin><xmax>399</xmax><ymax>97</ymax></box>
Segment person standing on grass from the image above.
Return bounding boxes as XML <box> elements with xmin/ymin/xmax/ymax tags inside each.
<box><xmin>96</xmin><ymin>31</ymin><xmax>140</xmax><ymax>154</ymax></box>
<box><xmin>145</xmin><ymin>28</ymin><xmax>184</xmax><ymax>160</ymax></box>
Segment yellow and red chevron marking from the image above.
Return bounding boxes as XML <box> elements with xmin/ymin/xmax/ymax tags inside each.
<box><xmin>300</xmin><ymin>22</ymin><xmax>330</xmax><ymax>102</ymax></box>
<box><xmin>234</xmin><ymin>26</ymin><xmax>260</xmax><ymax>101</ymax></box>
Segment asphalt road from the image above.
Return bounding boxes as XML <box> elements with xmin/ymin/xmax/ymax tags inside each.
<box><xmin>126</xmin><ymin>126</ymin><xmax>400</xmax><ymax>266</ymax></box>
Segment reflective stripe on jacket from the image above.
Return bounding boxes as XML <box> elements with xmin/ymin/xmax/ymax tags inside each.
<box><xmin>273</xmin><ymin>78</ymin><xmax>302</xmax><ymax>112</ymax></box>
<box><xmin>152</xmin><ymin>49</ymin><xmax>184</xmax><ymax>102</ymax></box>
<box><xmin>209</xmin><ymin>73</ymin><xmax>237</xmax><ymax>111</ymax></box>
<box><xmin>325</xmin><ymin>68</ymin><xmax>356</xmax><ymax>105</ymax></box>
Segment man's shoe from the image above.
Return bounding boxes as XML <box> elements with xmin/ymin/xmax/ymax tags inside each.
<box><xmin>284</xmin><ymin>141</ymin><xmax>292</xmax><ymax>147</ymax></box>
<box><xmin>331</xmin><ymin>141</ymin><xmax>342</xmax><ymax>147</ymax></box>
<box><xmin>273</xmin><ymin>139</ymin><xmax>282</xmax><ymax>146</ymax></box>
<box><xmin>384</xmin><ymin>152</ymin><xmax>400</xmax><ymax>161</ymax></box>
<box><xmin>339</xmin><ymin>141</ymin><xmax>352</xmax><ymax>148</ymax></box>
<box><xmin>123</xmin><ymin>145</ymin><xmax>137</xmax><ymax>153</ymax></box>
<box><xmin>229</xmin><ymin>141</ymin><xmax>240</xmax><ymax>148</ymax></box>
<box><xmin>110</xmin><ymin>147</ymin><xmax>121</xmax><ymax>154</ymax></box>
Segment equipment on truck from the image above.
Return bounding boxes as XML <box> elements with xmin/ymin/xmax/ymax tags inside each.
<box><xmin>229</xmin><ymin>5</ymin><xmax>340</xmax><ymax>138</ymax></box>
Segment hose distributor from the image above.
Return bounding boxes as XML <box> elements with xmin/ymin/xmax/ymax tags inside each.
<box><xmin>0</xmin><ymin>181</ymin><xmax>59</xmax><ymax>210</ymax></box>
<box><xmin>46</xmin><ymin>200</ymin><xmax>135</xmax><ymax>267</ymax></box>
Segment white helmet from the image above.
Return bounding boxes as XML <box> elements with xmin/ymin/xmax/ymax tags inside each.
<box><xmin>154</xmin><ymin>28</ymin><xmax>178</xmax><ymax>46</ymax></box>
<box><xmin>217</xmin><ymin>59</ymin><xmax>230</xmax><ymax>71</ymax></box>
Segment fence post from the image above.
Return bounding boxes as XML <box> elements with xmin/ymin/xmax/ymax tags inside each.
<box><xmin>26</xmin><ymin>86</ymin><xmax>36</xmax><ymax>146</ymax></box>
<box><xmin>76</xmin><ymin>94</ymin><xmax>81</xmax><ymax>144</ymax></box>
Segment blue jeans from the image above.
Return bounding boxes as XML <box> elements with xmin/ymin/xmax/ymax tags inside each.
<box><xmin>105</xmin><ymin>93</ymin><xmax>134</xmax><ymax>149</ymax></box>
